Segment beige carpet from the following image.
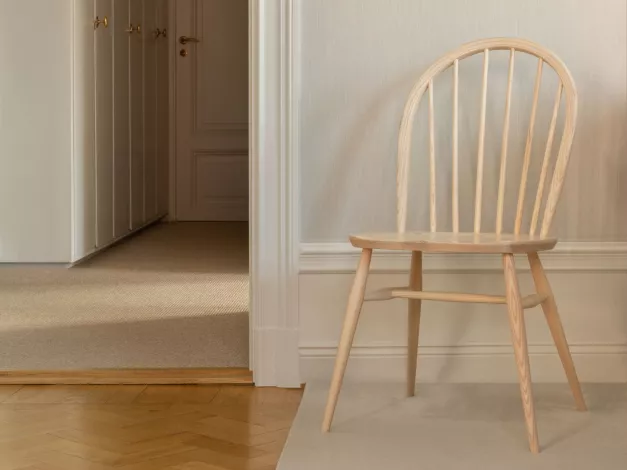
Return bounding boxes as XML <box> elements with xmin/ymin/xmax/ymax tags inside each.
<box><xmin>279</xmin><ymin>381</ymin><xmax>627</xmax><ymax>469</ymax></box>
<box><xmin>0</xmin><ymin>222</ymin><xmax>249</xmax><ymax>369</ymax></box>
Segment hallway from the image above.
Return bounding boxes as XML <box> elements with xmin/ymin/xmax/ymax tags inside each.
<box><xmin>0</xmin><ymin>223</ymin><xmax>249</xmax><ymax>370</ymax></box>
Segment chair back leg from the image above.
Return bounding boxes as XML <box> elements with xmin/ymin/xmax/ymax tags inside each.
<box><xmin>407</xmin><ymin>251</ymin><xmax>423</xmax><ymax>397</ymax></box>
<box><xmin>528</xmin><ymin>252</ymin><xmax>587</xmax><ymax>411</ymax></box>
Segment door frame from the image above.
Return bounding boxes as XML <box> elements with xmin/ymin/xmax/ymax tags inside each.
<box><xmin>249</xmin><ymin>0</ymin><xmax>300</xmax><ymax>387</ymax></box>
<box><xmin>168</xmin><ymin>0</ymin><xmax>301</xmax><ymax>387</ymax></box>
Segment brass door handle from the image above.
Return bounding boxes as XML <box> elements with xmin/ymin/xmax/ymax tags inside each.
<box><xmin>179</xmin><ymin>36</ymin><xmax>200</xmax><ymax>45</ymax></box>
<box><xmin>94</xmin><ymin>16</ymin><xmax>109</xmax><ymax>29</ymax></box>
<box><xmin>126</xmin><ymin>24</ymin><xmax>141</xmax><ymax>34</ymax></box>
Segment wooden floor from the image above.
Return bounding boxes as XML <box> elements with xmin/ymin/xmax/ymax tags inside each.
<box><xmin>0</xmin><ymin>384</ymin><xmax>303</xmax><ymax>470</ymax></box>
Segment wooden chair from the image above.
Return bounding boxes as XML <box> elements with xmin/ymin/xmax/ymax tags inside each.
<box><xmin>321</xmin><ymin>38</ymin><xmax>586</xmax><ymax>453</ymax></box>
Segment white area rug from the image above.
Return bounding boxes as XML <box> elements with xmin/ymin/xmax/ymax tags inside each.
<box><xmin>0</xmin><ymin>222</ymin><xmax>249</xmax><ymax>369</ymax></box>
<box><xmin>279</xmin><ymin>381</ymin><xmax>627</xmax><ymax>469</ymax></box>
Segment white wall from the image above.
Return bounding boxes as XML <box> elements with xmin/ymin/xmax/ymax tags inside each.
<box><xmin>301</xmin><ymin>0</ymin><xmax>627</xmax><ymax>241</ymax></box>
<box><xmin>298</xmin><ymin>0</ymin><xmax>627</xmax><ymax>382</ymax></box>
<box><xmin>0</xmin><ymin>0</ymin><xmax>73</xmax><ymax>262</ymax></box>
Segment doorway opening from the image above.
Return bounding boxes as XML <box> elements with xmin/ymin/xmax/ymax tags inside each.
<box><xmin>0</xmin><ymin>0</ymin><xmax>251</xmax><ymax>377</ymax></box>
<box><xmin>132</xmin><ymin>0</ymin><xmax>251</xmax><ymax>369</ymax></box>
<box><xmin>81</xmin><ymin>0</ymin><xmax>251</xmax><ymax>370</ymax></box>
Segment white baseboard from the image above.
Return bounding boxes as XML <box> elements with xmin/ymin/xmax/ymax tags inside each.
<box><xmin>300</xmin><ymin>343</ymin><xmax>627</xmax><ymax>383</ymax></box>
<box><xmin>300</xmin><ymin>241</ymin><xmax>627</xmax><ymax>273</ymax></box>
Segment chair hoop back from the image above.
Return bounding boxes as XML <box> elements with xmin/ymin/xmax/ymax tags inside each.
<box><xmin>397</xmin><ymin>38</ymin><xmax>577</xmax><ymax>238</ymax></box>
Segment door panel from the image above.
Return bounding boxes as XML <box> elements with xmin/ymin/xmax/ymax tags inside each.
<box><xmin>113</xmin><ymin>0</ymin><xmax>131</xmax><ymax>238</ymax></box>
<box><xmin>192</xmin><ymin>151</ymin><xmax>248</xmax><ymax>221</ymax></box>
<box><xmin>95</xmin><ymin>0</ymin><xmax>114</xmax><ymax>247</ymax></box>
<box><xmin>143</xmin><ymin>0</ymin><xmax>158</xmax><ymax>221</ymax></box>
<box><xmin>130</xmin><ymin>0</ymin><xmax>144</xmax><ymax>229</ymax></box>
<box><xmin>175</xmin><ymin>0</ymin><xmax>249</xmax><ymax>221</ymax></box>
<box><xmin>156</xmin><ymin>0</ymin><xmax>170</xmax><ymax>216</ymax></box>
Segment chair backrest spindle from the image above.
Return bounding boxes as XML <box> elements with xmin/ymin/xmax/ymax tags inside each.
<box><xmin>428</xmin><ymin>80</ymin><xmax>437</xmax><ymax>232</ymax></box>
<box><xmin>396</xmin><ymin>38</ymin><xmax>577</xmax><ymax>239</ymax></box>
<box><xmin>515</xmin><ymin>58</ymin><xmax>544</xmax><ymax>234</ymax></box>
<box><xmin>452</xmin><ymin>59</ymin><xmax>460</xmax><ymax>233</ymax></box>
<box><xmin>531</xmin><ymin>84</ymin><xmax>563</xmax><ymax>236</ymax></box>
<box><xmin>474</xmin><ymin>49</ymin><xmax>490</xmax><ymax>233</ymax></box>
<box><xmin>496</xmin><ymin>48</ymin><xmax>516</xmax><ymax>235</ymax></box>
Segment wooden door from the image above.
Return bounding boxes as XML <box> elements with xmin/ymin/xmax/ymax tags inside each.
<box><xmin>113</xmin><ymin>0</ymin><xmax>131</xmax><ymax>238</ymax></box>
<box><xmin>175</xmin><ymin>0</ymin><xmax>249</xmax><ymax>221</ymax></box>
<box><xmin>130</xmin><ymin>0</ymin><xmax>144</xmax><ymax>229</ymax></box>
<box><xmin>144</xmin><ymin>1</ymin><xmax>158</xmax><ymax>221</ymax></box>
<box><xmin>95</xmin><ymin>0</ymin><xmax>114</xmax><ymax>247</ymax></box>
<box><xmin>156</xmin><ymin>0</ymin><xmax>170</xmax><ymax>216</ymax></box>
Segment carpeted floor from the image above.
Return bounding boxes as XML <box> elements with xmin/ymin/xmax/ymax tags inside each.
<box><xmin>0</xmin><ymin>222</ymin><xmax>249</xmax><ymax>369</ymax></box>
<box><xmin>279</xmin><ymin>381</ymin><xmax>627</xmax><ymax>469</ymax></box>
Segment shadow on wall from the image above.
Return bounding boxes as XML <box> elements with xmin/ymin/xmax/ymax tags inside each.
<box><xmin>306</xmin><ymin>74</ymin><xmax>418</xmax><ymax>239</ymax></box>
<box><xmin>562</xmin><ymin>100</ymin><xmax>627</xmax><ymax>240</ymax></box>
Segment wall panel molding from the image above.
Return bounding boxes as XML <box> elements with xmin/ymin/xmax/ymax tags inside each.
<box><xmin>300</xmin><ymin>242</ymin><xmax>627</xmax><ymax>273</ymax></box>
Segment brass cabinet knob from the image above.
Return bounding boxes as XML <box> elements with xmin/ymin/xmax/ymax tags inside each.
<box><xmin>126</xmin><ymin>24</ymin><xmax>141</xmax><ymax>34</ymax></box>
<box><xmin>94</xmin><ymin>16</ymin><xmax>109</xmax><ymax>30</ymax></box>
<box><xmin>155</xmin><ymin>28</ymin><xmax>168</xmax><ymax>38</ymax></box>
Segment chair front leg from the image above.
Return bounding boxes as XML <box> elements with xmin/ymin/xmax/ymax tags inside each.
<box><xmin>503</xmin><ymin>254</ymin><xmax>540</xmax><ymax>453</ymax></box>
<box><xmin>322</xmin><ymin>248</ymin><xmax>373</xmax><ymax>432</ymax></box>
<box><xmin>528</xmin><ymin>252</ymin><xmax>586</xmax><ymax>411</ymax></box>
<box><xmin>407</xmin><ymin>251</ymin><xmax>423</xmax><ymax>397</ymax></box>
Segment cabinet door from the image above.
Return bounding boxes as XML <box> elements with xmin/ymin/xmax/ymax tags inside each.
<box><xmin>156</xmin><ymin>0</ymin><xmax>170</xmax><ymax>216</ymax></box>
<box><xmin>72</xmin><ymin>0</ymin><xmax>97</xmax><ymax>260</ymax></box>
<box><xmin>113</xmin><ymin>0</ymin><xmax>131</xmax><ymax>238</ymax></box>
<box><xmin>95</xmin><ymin>0</ymin><xmax>115</xmax><ymax>247</ymax></box>
<box><xmin>144</xmin><ymin>0</ymin><xmax>158</xmax><ymax>221</ymax></box>
<box><xmin>130</xmin><ymin>0</ymin><xmax>144</xmax><ymax>229</ymax></box>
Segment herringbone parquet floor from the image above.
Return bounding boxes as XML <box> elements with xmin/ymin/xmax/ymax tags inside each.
<box><xmin>0</xmin><ymin>384</ymin><xmax>303</xmax><ymax>470</ymax></box>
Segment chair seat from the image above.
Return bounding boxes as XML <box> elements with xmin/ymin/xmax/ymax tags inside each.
<box><xmin>350</xmin><ymin>232</ymin><xmax>557</xmax><ymax>253</ymax></box>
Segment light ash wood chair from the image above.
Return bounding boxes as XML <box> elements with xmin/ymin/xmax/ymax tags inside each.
<box><xmin>321</xmin><ymin>38</ymin><xmax>586</xmax><ymax>453</ymax></box>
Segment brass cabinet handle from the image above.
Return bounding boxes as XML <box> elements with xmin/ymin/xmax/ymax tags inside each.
<box><xmin>94</xmin><ymin>16</ymin><xmax>109</xmax><ymax>30</ymax></box>
<box><xmin>126</xmin><ymin>24</ymin><xmax>141</xmax><ymax>34</ymax></box>
<box><xmin>155</xmin><ymin>28</ymin><xmax>168</xmax><ymax>38</ymax></box>
<box><xmin>179</xmin><ymin>35</ymin><xmax>200</xmax><ymax>45</ymax></box>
